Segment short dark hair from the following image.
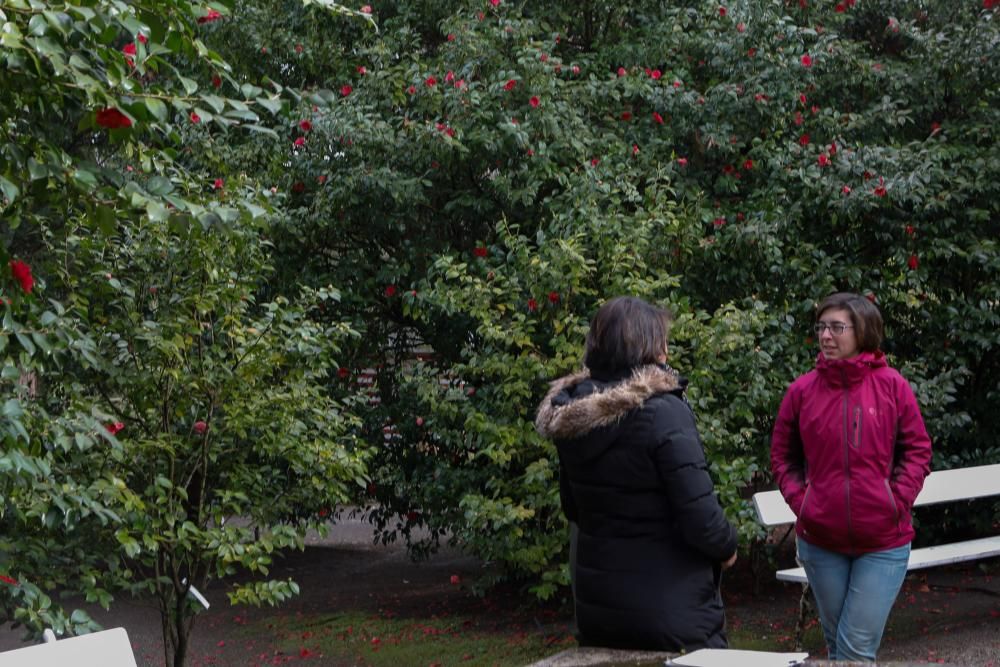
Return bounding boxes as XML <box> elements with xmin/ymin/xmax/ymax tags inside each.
<box><xmin>816</xmin><ymin>292</ymin><xmax>883</xmax><ymax>352</ymax></box>
<box><xmin>584</xmin><ymin>297</ymin><xmax>673</xmax><ymax>376</ymax></box>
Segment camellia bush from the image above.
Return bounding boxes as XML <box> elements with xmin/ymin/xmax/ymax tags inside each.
<box><xmin>201</xmin><ymin>0</ymin><xmax>999</xmax><ymax>599</ymax></box>
<box><xmin>0</xmin><ymin>1</ymin><xmax>369</xmax><ymax>664</ymax></box>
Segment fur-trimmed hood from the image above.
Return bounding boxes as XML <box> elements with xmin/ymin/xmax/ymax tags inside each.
<box><xmin>535</xmin><ymin>364</ymin><xmax>683</xmax><ymax>441</ymax></box>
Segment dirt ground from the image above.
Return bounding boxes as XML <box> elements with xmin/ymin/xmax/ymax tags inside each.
<box><xmin>1</xmin><ymin>517</ymin><xmax>998</xmax><ymax>666</ymax></box>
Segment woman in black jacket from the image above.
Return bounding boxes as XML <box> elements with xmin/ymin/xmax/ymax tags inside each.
<box><xmin>535</xmin><ymin>296</ymin><xmax>738</xmax><ymax>651</ymax></box>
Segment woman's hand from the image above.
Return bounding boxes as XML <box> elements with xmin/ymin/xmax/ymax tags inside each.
<box><xmin>722</xmin><ymin>551</ymin><xmax>738</xmax><ymax>570</ymax></box>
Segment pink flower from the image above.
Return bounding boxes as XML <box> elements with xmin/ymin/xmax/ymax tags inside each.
<box><xmin>137</xmin><ymin>33</ymin><xmax>148</xmax><ymax>44</ymax></box>
<box><xmin>676</xmin><ymin>157</ymin><xmax>688</xmax><ymax>167</ymax></box>
<box><xmin>737</xmin><ymin>22</ymin><xmax>746</xmax><ymax>32</ymax></box>
<box><xmin>415</xmin><ymin>417</ymin><xmax>424</xmax><ymax>427</ymax></box>
<box><xmin>650</xmin><ymin>69</ymin><xmax>662</xmax><ymax>80</ymax></box>
<box><xmin>213</xmin><ymin>178</ymin><xmax>224</xmax><ymax>190</ymax></box>
<box><xmin>445</xmin><ymin>70</ymin><xmax>455</xmax><ymax>83</ymax></box>
<box><xmin>294</xmin><ymin>137</ymin><xmax>306</xmax><ymax>147</ymax></box>
<box><xmin>340</xmin><ymin>84</ymin><xmax>353</xmax><ymax>97</ymax></box>
<box><xmin>9</xmin><ymin>260</ymin><xmax>33</xmax><ymax>294</ymax></box>
<box><xmin>197</xmin><ymin>9</ymin><xmax>222</xmax><ymax>24</ymax></box>
<box><xmin>572</xmin><ymin>65</ymin><xmax>580</xmax><ymax>75</ymax></box>
<box><xmin>357</xmin><ymin>65</ymin><xmax>367</xmax><ymax>75</ymax></box>
<box><xmin>719</xmin><ymin>6</ymin><xmax>727</xmax><ymax>16</ymax></box>
<box><xmin>361</xmin><ymin>4</ymin><xmax>372</xmax><ymax>13</ymax></box>
<box><xmin>529</xmin><ymin>96</ymin><xmax>540</xmax><ymax>108</ymax></box>
<box><xmin>673</xmin><ymin>80</ymin><xmax>682</xmax><ymax>88</ymax></box>
<box><xmin>450</xmin><ymin>575</ymin><xmax>461</xmax><ymax>585</ymax></box>
<box><xmin>652</xmin><ymin>111</ymin><xmax>664</xmax><ymax>124</ymax></box>
<box><xmin>590</xmin><ymin>158</ymin><xmax>599</xmax><ymax>167</ymax></box>
<box><xmin>800</xmin><ymin>53</ymin><xmax>813</xmax><ymax>67</ymax></box>
<box><xmin>794</xmin><ymin>111</ymin><xmax>804</xmax><ymax>126</ymax></box>
<box><xmin>841</xmin><ymin>185</ymin><xmax>852</xmax><ymax>195</ymax></box>
<box><xmin>503</xmin><ymin>79</ymin><xmax>517</xmax><ymax>91</ymax></box>
<box><xmin>106</xmin><ymin>422</ymin><xmax>125</xmax><ymax>435</ymax></box>
<box><xmin>189</xmin><ymin>111</ymin><xmax>201</xmax><ymax>123</ymax></box>
<box><xmin>617</xmin><ymin>67</ymin><xmax>627</xmax><ymax>77</ymax></box>
<box><xmin>193</xmin><ymin>421</ymin><xmax>208</xmax><ymax>435</ymax></box>
<box><xmin>632</xmin><ymin>144</ymin><xmax>640</xmax><ymax>156</ymax></box>
<box><xmin>407</xmin><ymin>85</ymin><xmax>417</xmax><ymax>95</ymax></box>
<box><xmin>299</xmin><ymin>119</ymin><xmax>312</xmax><ymax>131</ymax></box>
<box><xmin>490</xmin><ymin>0</ymin><xmax>500</xmax><ymax>5</ymax></box>
<box><xmin>447</xmin><ymin>33</ymin><xmax>455</xmax><ymax>41</ymax></box>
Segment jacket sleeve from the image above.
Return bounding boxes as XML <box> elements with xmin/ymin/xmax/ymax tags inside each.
<box><xmin>558</xmin><ymin>457</ymin><xmax>579</xmax><ymax>523</ymax></box>
<box><xmin>770</xmin><ymin>383</ymin><xmax>807</xmax><ymax>515</ymax></box>
<box><xmin>890</xmin><ymin>375</ymin><xmax>932</xmax><ymax>511</ymax></box>
<box><xmin>652</xmin><ymin>395</ymin><xmax>737</xmax><ymax>563</ymax></box>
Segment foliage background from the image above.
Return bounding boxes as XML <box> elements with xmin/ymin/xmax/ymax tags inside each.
<box><xmin>2</xmin><ymin>0</ymin><xmax>999</xmax><ymax>656</ymax></box>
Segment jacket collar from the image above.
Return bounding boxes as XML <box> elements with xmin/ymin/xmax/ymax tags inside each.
<box><xmin>534</xmin><ymin>364</ymin><xmax>682</xmax><ymax>441</ymax></box>
<box><xmin>815</xmin><ymin>350</ymin><xmax>886</xmax><ymax>388</ymax></box>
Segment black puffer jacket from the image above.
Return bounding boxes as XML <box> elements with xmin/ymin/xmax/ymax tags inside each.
<box><xmin>535</xmin><ymin>364</ymin><xmax>737</xmax><ymax>651</ymax></box>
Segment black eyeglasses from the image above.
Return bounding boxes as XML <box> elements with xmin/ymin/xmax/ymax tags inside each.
<box><xmin>814</xmin><ymin>322</ymin><xmax>854</xmax><ymax>336</ymax></box>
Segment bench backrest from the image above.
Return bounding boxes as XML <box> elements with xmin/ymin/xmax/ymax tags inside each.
<box><xmin>0</xmin><ymin>627</ymin><xmax>137</xmax><ymax>667</ymax></box>
<box><xmin>754</xmin><ymin>463</ymin><xmax>1000</xmax><ymax>527</ymax></box>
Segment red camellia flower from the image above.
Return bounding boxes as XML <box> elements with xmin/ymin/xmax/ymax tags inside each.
<box><xmin>95</xmin><ymin>107</ymin><xmax>132</xmax><ymax>129</ymax></box>
<box><xmin>0</xmin><ymin>574</ymin><xmax>18</xmax><ymax>586</ymax></box>
<box><xmin>590</xmin><ymin>158</ymin><xmax>599</xmax><ymax>167</ymax></box>
<box><xmin>908</xmin><ymin>254</ymin><xmax>919</xmax><ymax>270</ymax></box>
<box><xmin>445</xmin><ymin>70</ymin><xmax>455</xmax><ymax>83</ymax></box>
<box><xmin>299</xmin><ymin>119</ymin><xmax>312</xmax><ymax>131</ymax></box>
<box><xmin>747</xmin><ymin>47</ymin><xmax>757</xmax><ymax>58</ymax></box>
<box><xmin>572</xmin><ymin>65</ymin><xmax>580</xmax><ymax>74</ymax></box>
<box><xmin>828</xmin><ymin>143</ymin><xmax>837</xmax><ymax>155</ymax></box>
<box><xmin>817</xmin><ymin>154</ymin><xmax>830</xmax><ymax>167</ymax></box>
<box><xmin>743</xmin><ymin>159</ymin><xmax>754</xmax><ymax>170</ymax></box>
<box><xmin>473</xmin><ymin>246</ymin><xmax>488</xmax><ymax>258</ymax></box>
<box><xmin>617</xmin><ymin>66</ymin><xmax>627</xmax><ymax>77</ymax></box>
<box><xmin>340</xmin><ymin>84</ymin><xmax>353</xmax><ymax>97</ymax></box>
<box><xmin>425</xmin><ymin>75</ymin><xmax>437</xmax><ymax>87</ymax></box>
<box><xmin>137</xmin><ymin>33</ymin><xmax>148</xmax><ymax>44</ymax></box>
<box><xmin>835</xmin><ymin>2</ymin><xmax>846</xmax><ymax>11</ymax></box>
<box><xmin>621</xmin><ymin>111</ymin><xmax>632</xmax><ymax>121</ymax></box>
<box><xmin>337</xmin><ymin>367</ymin><xmax>350</xmax><ymax>379</ymax></box>
<box><xmin>985</xmin><ymin>0</ymin><xmax>998</xmax><ymax>8</ymax></box>
<box><xmin>292</xmin><ymin>182</ymin><xmax>305</xmax><ymax>193</ymax></box>
<box><xmin>632</xmin><ymin>144</ymin><xmax>640</xmax><ymax>156</ymax></box>
<box><xmin>490</xmin><ymin>0</ymin><xmax>500</xmax><ymax>6</ymax></box>
<box><xmin>842</xmin><ymin>185</ymin><xmax>852</xmax><ymax>195</ymax></box>
<box><xmin>713</xmin><ymin>217</ymin><xmax>726</xmax><ymax>228</ymax></box>
<box><xmin>650</xmin><ymin>69</ymin><xmax>662</xmax><ymax>80</ymax></box>
<box><xmin>527</xmin><ymin>298</ymin><xmax>538</xmax><ymax>312</ymax></box>
<box><xmin>800</xmin><ymin>53</ymin><xmax>813</xmax><ymax>67</ymax></box>
<box><xmin>737</xmin><ymin>22</ymin><xmax>746</xmax><ymax>32</ymax></box>
<box><xmin>407</xmin><ymin>85</ymin><xmax>417</xmax><ymax>95</ymax></box>
<box><xmin>212</xmin><ymin>75</ymin><xmax>222</xmax><ymax>88</ymax></box>
<box><xmin>677</xmin><ymin>157</ymin><xmax>688</xmax><ymax>167</ymax></box>
<box><xmin>106</xmin><ymin>421</ymin><xmax>125</xmax><ymax>435</ymax></box>
<box><xmin>213</xmin><ymin>178</ymin><xmax>224</xmax><ymax>190</ymax></box>
<box><xmin>503</xmin><ymin>79</ymin><xmax>517</xmax><ymax>91</ymax></box>
<box><xmin>189</xmin><ymin>111</ymin><xmax>201</xmax><ymax>123</ymax></box>
<box><xmin>193</xmin><ymin>421</ymin><xmax>208</xmax><ymax>435</ymax></box>
<box><xmin>294</xmin><ymin>137</ymin><xmax>306</xmax><ymax>147</ymax></box>
<box><xmin>798</xmin><ymin>133</ymin><xmax>810</xmax><ymax>146</ymax></box>
<box><xmin>794</xmin><ymin>111</ymin><xmax>804</xmax><ymax>126</ymax></box>
<box><xmin>722</xmin><ymin>164</ymin><xmax>736</xmax><ymax>175</ymax></box>
<box><xmin>415</xmin><ymin>417</ymin><xmax>424</xmax><ymax>427</ymax></box>
<box><xmin>548</xmin><ymin>291</ymin><xmax>559</xmax><ymax>304</ymax></box>
<box><xmin>197</xmin><ymin>9</ymin><xmax>222</xmax><ymax>24</ymax></box>
<box><xmin>361</xmin><ymin>5</ymin><xmax>372</xmax><ymax>14</ymax></box>
<box><xmin>652</xmin><ymin>111</ymin><xmax>664</xmax><ymax>125</ymax></box>
<box><xmin>384</xmin><ymin>285</ymin><xmax>397</xmax><ymax>297</ymax></box>
<box><xmin>122</xmin><ymin>42</ymin><xmax>136</xmax><ymax>66</ymax></box>
<box><xmin>529</xmin><ymin>96</ymin><xmax>540</xmax><ymax>108</ymax></box>
<box><xmin>9</xmin><ymin>260</ymin><xmax>33</xmax><ymax>294</ymax></box>
<box><xmin>718</xmin><ymin>6</ymin><xmax>727</xmax><ymax>16</ymax></box>
<box><xmin>450</xmin><ymin>575</ymin><xmax>461</xmax><ymax>585</ymax></box>
<box><xmin>874</xmin><ymin>177</ymin><xmax>887</xmax><ymax>197</ymax></box>
<box><xmin>905</xmin><ymin>225</ymin><xmax>916</xmax><ymax>237</ymax></box>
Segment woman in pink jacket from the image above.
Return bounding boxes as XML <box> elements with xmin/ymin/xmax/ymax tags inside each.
<box><xmin>771</xmin><ymin>292</ymin><xmax>932</xmax><ymax>662</ymax></box>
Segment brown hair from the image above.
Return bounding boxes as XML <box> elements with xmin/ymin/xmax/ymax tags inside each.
<box><xmin>816</xmin><ymin>292</ymin><xmax>883</xmax><ymax>352</ymax></box>
<box><xmin>584</xmin><ymin>297</ymin><xmax>673</xmax><ymax>376</ymax></box>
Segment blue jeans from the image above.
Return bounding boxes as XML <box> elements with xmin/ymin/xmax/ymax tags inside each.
<box><xmin>796</xmin><ymin>537</ymin><xmax>910</xmax><ymax>662</ymax></box>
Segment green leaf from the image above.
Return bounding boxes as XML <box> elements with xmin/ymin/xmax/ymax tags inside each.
<box><xmin>145</xmin><ymin>97</ymin><xmax>168</xmax><ymax>122</ymax></box>
<box><xmin>0</xmin><ymin>176</ymin><xmax>20</xmax><ymax>203</ymax></box>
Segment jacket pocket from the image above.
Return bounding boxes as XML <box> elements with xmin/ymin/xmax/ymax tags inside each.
<box><xmin>883</xmin><ymin>478</ymin><xmax>900</xmax><ymax>532</ymax></box>
<box><xmin>797</xmin><ymin>484</ymin><xmax>813</xmax><ymax>533</ymax></box>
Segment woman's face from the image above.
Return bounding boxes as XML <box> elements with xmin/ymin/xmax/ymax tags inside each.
<box><xmin>817</xmin><ymin>308</ymin><xmax>860</xmax><ymax>360</ymax></box>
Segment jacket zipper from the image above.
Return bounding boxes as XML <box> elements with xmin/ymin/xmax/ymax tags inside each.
<box><xmin>841</xmin><ymin>368</ymin><xmax>854</xmax><ymax>548</ymax></box>
<box><xmin>883</xmin><ymin>478</ymin><xmax>900</xmax><ymax>531</ymax></box>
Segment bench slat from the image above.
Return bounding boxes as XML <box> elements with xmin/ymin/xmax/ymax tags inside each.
<box><xmin>754</xmin><ymin>463</ymin><xmax>1000</xmax><ymax>527</ymax></box>
<box><xmin>775</xmin><ymin>535</ymin><xmax>1000</xmax><ymax>584</ymax></box>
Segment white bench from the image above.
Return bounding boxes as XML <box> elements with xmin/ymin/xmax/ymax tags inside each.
<box><xmin>0</xmin><ymin>627</ymin><xmax>138</xmax><ymax>666</ymax></box>
<box><xmin>753</xmin><ymin>463</ymin><xmax>1000</xmax><ymax>583</ymax></box>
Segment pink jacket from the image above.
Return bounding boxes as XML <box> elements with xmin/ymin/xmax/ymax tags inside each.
<box><xmin>771</xmin><ymin>351</ymin><xmax>932</xmax><ymax>554</ymax></box>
